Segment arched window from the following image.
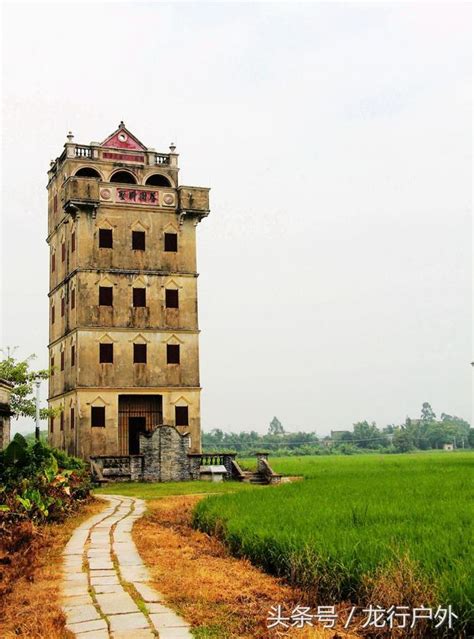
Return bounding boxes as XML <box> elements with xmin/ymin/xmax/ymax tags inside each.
<box><xmin>75</xmin><ymin>167</ymin><xmax>101</xmax><ymax>178</ymax></box>
<box><xmin>145</xmin><ymin>174</ymin><xmax>172</xmax><ymax>187</ymax></box>
<box><xmin>110</xmin><ymin>170</ymin><xmax>137</xmax><ymax>184</ymax></box>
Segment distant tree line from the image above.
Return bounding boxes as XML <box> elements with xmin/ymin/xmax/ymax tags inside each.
<box><xmin>202</xmin><ymin>403</ymin><xmax>474</xmax><ymax>456</ymax></box>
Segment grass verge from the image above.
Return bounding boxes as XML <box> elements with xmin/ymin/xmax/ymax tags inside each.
<box><xmin>94</xmin><ymin>479</ymin><xmax>258</xmax><ymax>500</ymax></box>
<box><xmin>132</xmin><ymin>495</ymin><xmax>357</xmax><ymax>639</ymax></box>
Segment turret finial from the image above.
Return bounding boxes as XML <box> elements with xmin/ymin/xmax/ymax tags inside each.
<box><xmin>67</xmin><ymin>131</ymin><xmax>74</xmax><ymax>142</ymax></box>
<box><xmin>169</xmin><ymin>142</ymin><xmax>176</xmax><ymax>153</ymax></box>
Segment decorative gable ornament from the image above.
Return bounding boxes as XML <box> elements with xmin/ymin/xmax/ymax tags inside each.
<box><xmin>171</xmin><ymin>395</ymin><xmax>191</xmax><ymax>406</ymax></box>
<box><xmin>164</xmin><ymin>334</ymin><xmax>185</xmax><ymax>345</ymax></box>
<box><xmin>129</xmin><ymin>333</ymin><xmax>151</xmax><ymax>345</ymax></box>
<box><xmin>101</xmin><ymin>121</ymin><xmax>147</xmax><ymax>151</ymax></box>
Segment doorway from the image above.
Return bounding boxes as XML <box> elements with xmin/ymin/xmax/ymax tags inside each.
<box><xmin>128</xmin><ymin>416</ymin><xmax>147</xmax><ymax>455</ymax></box>
<box><xmin>118</xmin><ymin>395</ymin><xmax>163</xmax><ymax>455</ymax></box>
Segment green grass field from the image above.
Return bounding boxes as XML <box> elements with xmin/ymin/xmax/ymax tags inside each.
<box><xmin>192</xmin><ymin>452</ymin><xmax>474</xmax><ymax>632</ymax></box>
<box><xmin>94</xmin><ymin>479</ymin><xmax>258</xmax><ymax>500</ymax></box>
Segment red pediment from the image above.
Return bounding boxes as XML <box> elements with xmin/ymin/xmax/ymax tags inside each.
<box><xmin>101</xmin><ymin>122</ymin><xmax>147</xmax><ymax>151</ymax></box>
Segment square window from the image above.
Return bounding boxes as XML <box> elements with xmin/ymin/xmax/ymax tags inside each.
<box><xmin>70</xmin><ymin>407</ymin><xmax>75</xmax><ymax>430</ymax></box>
<box><xmin>71</xmin><ymin>344</ymin><xmax>75</xmax><ymax>367</ymax></box>
<box><xmin>132</xmin><ymin>230</ymin><xmax>146</xmax><ymax>250</ymax></box>
<box><xmin>99</xmin><ymin>286</ymin><xmax>113</xmax><ymax>306</ymax></box>
<box><xmin>133</xmin><ymin>343</ymin><xmax>147</xmax><ymax>364</ymax></box>
<box><xmin>71</xmin><ymin>288</ymin><xmax>75</xmax><ymax>309</ymax></box>
<box><xmin>164</xmin><ymin>233</ymin><xmax>178</xmax><ymax>252</ymax></box>
<box><xmin>100</xmin><ymin>343</ymin><xmax>114</xmax><ymax>363</ymax></box>
<box><xmin>175</xmin><ymin>406</ymin><xmax>188</xmax><ymax>426</ymax></box>
<box><xmin>167</xmin><ymin>344</ymin><xmax>180</xmax><ymax>364</ymax></box>
<box><xmin>165</xmin><ymin>289</ymin><xmax>179</xmax><ymax>308</ymax></box>
<box><xmin>133</xmin><ymin>287</ymin><xmax>146</xmax><ymax>307</ymax></box>
<box><xmin>99</xmin><ymin>228</ymin><xmax>113</xmax><ymax>248</ymax></box>
<box><xmin>91</xmin><ymin>406</ymin><xmax>105</xmax><ymax>427</ymax></box>
<box><xmin>71</xmin><ymin>231</ymin><xmax>76</xmax><ymax>253</ymax></box>
<box><xmin>60</xmin><ymin>351</ymin><xmax>65</xmax><ymax>371</ymax></box>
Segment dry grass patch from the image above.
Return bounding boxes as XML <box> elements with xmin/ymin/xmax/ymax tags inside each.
<box><xmin>360</xmin><ymin>557</ymin><xmax>436</xmax><ymax>639</ymax></box>
<box><xmin>0</xmin><ymin>497</ymin><xmax>106</xmax><ymax>639</ymax></box>
<box><xmin>133</xmin><ymin>495</ymin><xmax>358</xmax><ymax>639</ymax></box>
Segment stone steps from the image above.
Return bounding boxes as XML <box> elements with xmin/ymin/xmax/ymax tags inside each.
<box><xmin>241</xmin><ymin>471</ymin><xmax>269</xmax><ymax>485</ymax></box>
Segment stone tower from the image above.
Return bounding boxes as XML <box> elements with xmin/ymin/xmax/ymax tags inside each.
<box><xmin>47</xmin><ymin>123</ymin><xmax>209</xmax><ymax>459</ymax></box>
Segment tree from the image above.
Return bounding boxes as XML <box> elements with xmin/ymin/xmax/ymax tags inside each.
<box><xmin>425</xmin><ymin>421</ymin><xmax>449</xmax><ymax>449</ymax></box>
<box><xmin>440</xmin><ymin>414</ymin><xmax>471</xmax><ymax>444</ymax></box>
<box><xmin>268</xmin><ymin>416</ymin><xmax>285</xmax><ymax>436</ymax></box>
<box><xmin>0</xmin><ymin>351</ymin><xmax>51</xmax><ymax>420</ymax></box>
<box><xmin>393</xmin><ymin>429</ymin><xmax>414</xmax><ymax>453</ymax></box>
<box><xmin>468</xmin><ymin>429</ymin><xmax>474</xmax><ymax>448</ymax></box>
<box><xmin>405</xmin><ymin>419</ymin><xmax>430</xmax><ymax>450</ymax></box>
<box><xmin>210</xmin><ymin>428</ymin><xmax>224</xmax><ymax>444</ymax></box>
<box><xmin>421</xmin><ymin>402</ymin><xmax>436</xmax><ymax>422</ymax></box>
<box><xmin>352</xmin><ymin>421</ymin><xmax>384</xmax><ymax>448</ymax></box>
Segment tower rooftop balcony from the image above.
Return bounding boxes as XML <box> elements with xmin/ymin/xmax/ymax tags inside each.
<box><xmin>50</xmin><ymin>143</ymin><xmax>177</xmax><ymax>174</ymax></box>
<box><xmin>48</xmin><ymin>122</ymin><xmax>178</xmax><ymax>179</ymax></box>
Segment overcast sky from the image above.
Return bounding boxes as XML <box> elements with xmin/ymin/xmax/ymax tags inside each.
<box><xmin>1</xmin><ymin>2</ymin><xmax>472</xmax><ymax>436</ymax></box>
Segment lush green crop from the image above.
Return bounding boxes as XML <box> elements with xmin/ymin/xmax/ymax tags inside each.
<box><xmin>193</xmin><ymin>452</ymin><xmax>474</xmax><ymax>633</ymax></box>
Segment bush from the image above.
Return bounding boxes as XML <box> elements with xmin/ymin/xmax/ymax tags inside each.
<box><xmin>0</xmin><ymin>434</ymin><xmax>91</xmax><ymax>523</ymax></box>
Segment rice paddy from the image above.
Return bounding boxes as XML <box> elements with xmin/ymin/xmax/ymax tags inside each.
<box><xmin>192</xmin><ymin>452</ymin><xmax>474</xmax><ymax>634</ymax></box>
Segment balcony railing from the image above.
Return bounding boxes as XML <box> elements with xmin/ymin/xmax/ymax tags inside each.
<box><xmin>50</xmin><ymin>144</ymin><xmax>176</xmax><ymax>173</ymax></box>
<box><xmin>75</xmin><ymin>146</ymin><xmax>92</xmax><ymax>158</ymax></box>
<box><xmin>155</xmin><ymin>153</ymin><xmax>170</xmax><ymax>165</ymax></box>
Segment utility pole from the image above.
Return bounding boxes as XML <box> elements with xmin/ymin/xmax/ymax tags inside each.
<box><xmin>35</xmin><ymin>379</ymin><xmax>41</xmax><ymax>441</ymax></box>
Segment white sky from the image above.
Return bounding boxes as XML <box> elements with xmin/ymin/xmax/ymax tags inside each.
<box><xmin>1</xmin><ymin>2</ymin><xmax>472</xmax><ymax>436</ymax></box>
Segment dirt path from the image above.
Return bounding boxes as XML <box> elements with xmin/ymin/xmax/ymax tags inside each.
<box><xmin>133</xmin><ymin>495</ymin><xmax>358</xmax><ymax>639</ymax></box>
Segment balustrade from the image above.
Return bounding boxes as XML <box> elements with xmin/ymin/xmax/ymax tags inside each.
<box><xmin>75</xmin><ymin>145</ymin><xmax>92</xmax><ymax>158</ymax></box>
<box><xmin>155</xmin><ymin>154</ymin><xmax>170</xmax><ymax>165</ymax></box>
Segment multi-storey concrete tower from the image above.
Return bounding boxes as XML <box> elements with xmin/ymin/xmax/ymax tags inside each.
<box><xmin>47</xmin><ymin>123</ymin><xmax>209</xmax><ymax>459</ymax></box>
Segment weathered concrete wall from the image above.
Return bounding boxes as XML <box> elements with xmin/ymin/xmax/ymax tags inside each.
<box><xmin>49</xmin><ymin>328</ymin><xmax>200</xmax><ymax>399</ymax></box>
<box><xmin>0</xmin><ymin>415</ymin><xmax>11</xmax><ymax>450</ymax></box>
<box><xmin>49</xmin><ymin>389</ymin><xmax>201</xmax><ymax>459</ymax></box>
<box><xmin>77</xmin><ymin>330</ymin><xmax>199</xmax><ymax>388</ymax></box>
<box><xmin>0</xmin><ymin>380</ymin><xmax>13</xmax><ymax>450</ymax></box>
<box><xmin>48</xmin><ymin>214</ymin><xmax>199</xmax><ymax>346</ymax></box>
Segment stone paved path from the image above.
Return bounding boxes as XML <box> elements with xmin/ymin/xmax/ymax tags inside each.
<box><xmin>61</xmin><ymin>494</ymin><xmax>192</xmax><ymax>639</ymax></box>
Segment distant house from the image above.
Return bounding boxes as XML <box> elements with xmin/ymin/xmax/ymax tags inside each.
<box><xmin>443</xmin><ymin>443</ymin><xmax>454</xmax><ymax>451</ymax></box>
<box><xmin>0</xmin><ymin>379</ymin><xmax>13</xmax><ymax>449</ymax></box>
<box><xmin>321</xmin><ymin>436</ymin><xmax>332</xmax><ymax>448</ymax></box>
